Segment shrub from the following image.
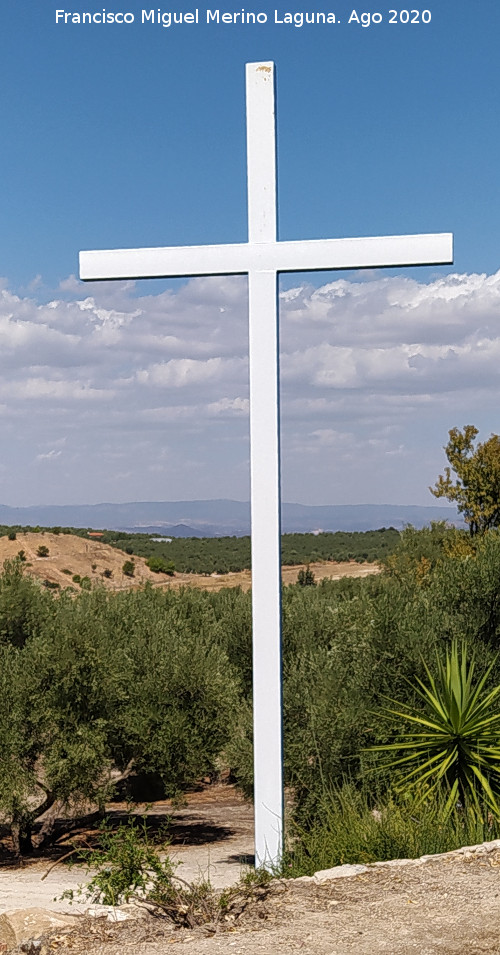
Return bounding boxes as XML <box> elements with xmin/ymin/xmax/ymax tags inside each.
<box><xmin>297</xmin><ymin>566</ymin><xmax>315</xmax><ymax>587</ymax></box>
<box><xmin>36</xmin><ymin>545</ymin><xmax>49</xmax><ymax>558</ymax></box>
<box><xmin>62</xmin><ymin>816</ymin><xmax>272</xmax><ymax>925</ymax></box>
<box><xmin>146</xmin><ymin>556</ymin><xmax>175</xmax><ymax>575</ymax></box>
<box><xmin>102</xmin><ymin>568</ymin><xmax>113</xmax><ymax>579</ymax></box>
<box><xmin>368</xmin><ymin>640</ymin><xmax>500</xmax><ymax>817</ymax></box>
<box><xmin>0</xmin><ymin>580</ymin><xmax>242</xmax><ymax>855</ymax></box>
<box><xmin>62</xmin><ymin>817</ymin><xmax>177</xmax><ymax>908</ymax></box>
<box><xmin>122</xmin><ymin>560</ymin><xmax>135</xmax><ymax>578</ymax></box>
<box><xmin>7</xmin><ymin>531</ymin><xmax>16</xmax><ymax>541</ymax></box>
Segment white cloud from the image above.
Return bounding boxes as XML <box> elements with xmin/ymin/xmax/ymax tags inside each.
<box><xmin>0</xmin><ymin>377</ymin><xmax>114</xmax><ymax>401</ymax></box>
<box><xmin>35</xmin><ymin>449</ymin><xmax>63</xmax><ymax>462</ymax></box>
<box><xmin>205</xmin><ymin>397</ymin><xmax>249</xmax><ymax>416</ymax></box>
<box><xmin>136</xmin><ymin>356</ymin><xmax>246</xmax><ymax>389</ymax></box>
<box><xmin>1</xmin><ymin>268</ymin><xmax>500</xmax><ymax>506</ymax></box>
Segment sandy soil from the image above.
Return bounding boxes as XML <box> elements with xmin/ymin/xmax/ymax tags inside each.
<box><xmin>67</xmin><ymin>850</ymin><xmax>500</xmax><ymax>955</ymax></box>
<box><xmin>0</xmin><ymin>532</ymin><xmax>380</xmax><ymax>593</ymax></box>
<box><xmin>0</xmin><ymin>532</ymin><xmax>162</xmax><ymax>592</ymax></box>
<box><xmin>174</xmin><ymin>559</ymin><xmax>380</xmax><ymax>593</ymax></box>
<box><xmin>5</xmin><ymin>847</ymin><xmax>500</xmax><ymax>954</ymax></box>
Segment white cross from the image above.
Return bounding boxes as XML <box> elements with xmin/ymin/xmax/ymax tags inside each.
<box><xmin>80</xmin><ymin>61</ymin><xmax>453</xmax><ymax>870</ymax></box>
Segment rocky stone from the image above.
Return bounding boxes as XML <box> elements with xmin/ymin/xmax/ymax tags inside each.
<box><xmin>313</xmin><ymin>864</ymin><xmax>368</xmax><ymax>882</ymax></box>
<box><xmin>84</xmin><ymin>903</ymin><xmax>144</xmax><ymax>922</ymax></box>
<box><xmin>0</xmin><ymin>908</ymin><xmax>79</xmax><ymax>950</ymax></box>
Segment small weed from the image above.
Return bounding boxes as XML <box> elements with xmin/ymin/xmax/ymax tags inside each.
<box><xmin>239</xmin><ymin>867</ymin><xmax>273</xmax><ymax>888</ymax></box>
<box><xmin>170</xmin><ymin>792</ymin><xmax>188</xmax><ymax>810</ymax></box>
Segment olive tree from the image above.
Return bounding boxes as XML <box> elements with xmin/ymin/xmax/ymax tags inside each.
<box><xmin>430</xmin><ymin>426</ymin><xmax>500</xmax><ymax>536</ymax></box>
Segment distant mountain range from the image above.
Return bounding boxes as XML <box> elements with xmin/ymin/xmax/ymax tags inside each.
<box><xmin>0</xmin><ymin>500</ymin><xmax>463</xmax><ymax>536</ymax></box>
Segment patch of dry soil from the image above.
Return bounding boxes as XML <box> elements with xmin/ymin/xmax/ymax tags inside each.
<box><xmin>0</xmin><ymin>532</ymin><xmax>162</xmax><ymax>592</ymax></box>
<box><xmin>16</xmin><ymin>849</ymin><xmax>500</xmax><ymax>955</ymax></box>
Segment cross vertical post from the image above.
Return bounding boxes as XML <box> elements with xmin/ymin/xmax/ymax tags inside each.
<box><xmin>79</xmin><ymin>61</ymin><xmax>453</xmax><ymax>874</ymax></box>
<box><xmin>246</xmin><ymin>63</ymin><xmax>283</xmax><ymax>868</ymax></box>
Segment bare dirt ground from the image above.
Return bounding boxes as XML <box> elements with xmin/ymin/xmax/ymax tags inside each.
<box><xmin>0</xmin><ymin>532</ymin><xmax>380</xmax><ymax>593</ymax></box>
<box><xmin>53</xmin><ymin>850</ymin><xmax>500</xmax><ymax>955</ymax></box>
<box><xmin>0</xmin><ymin>532</ymin><xmax>162</xmax><ymax>592</ymax></box>
<box><xmin>3</xmin><ymin>787</ymin><xmax>500</xmax><ymax>954</ymax></box>
<box><xmin>185</xmin><ymin>560</ymin><xmax>380</xmax><ymax>593</ymax></box>
<box><xmin>6</xmin><ymin>848</ymin><xmax>500</xmax><ymax>954</ymax></box>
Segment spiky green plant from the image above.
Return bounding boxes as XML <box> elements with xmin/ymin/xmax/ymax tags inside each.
<box><xmin>368</xmin><ymin>641</ymin><xmax>500</xmax><ymax>818</ymax></box>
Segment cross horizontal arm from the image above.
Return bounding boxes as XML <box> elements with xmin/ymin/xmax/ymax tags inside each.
<box><xmin>79</xmin><ymin>233</ymin><xmax>453</xmax><ymax>281</ymax></box>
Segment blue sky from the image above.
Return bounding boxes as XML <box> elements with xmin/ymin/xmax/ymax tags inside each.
<box><xmin>1</xmin><ymin>1</ymin><xmax>500</xmax><ymax>508</ymax></box>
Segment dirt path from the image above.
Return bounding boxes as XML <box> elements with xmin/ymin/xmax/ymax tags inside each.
<box><xmin>0</xmin><ymin>786</ymin><xmax>255</xmax><ymax>914</ymax></box>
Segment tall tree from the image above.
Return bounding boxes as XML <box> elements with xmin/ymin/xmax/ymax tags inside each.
<box><xmin>430</xmin><ymin>426</ymin><xmax>500</xmax><ymax>536</ymax></box>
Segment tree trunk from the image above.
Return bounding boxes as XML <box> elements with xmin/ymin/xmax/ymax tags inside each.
<box><xmin>10</xmin><ymin>815</ymin><xmax>34</xmax><ymax>857</ymax></box>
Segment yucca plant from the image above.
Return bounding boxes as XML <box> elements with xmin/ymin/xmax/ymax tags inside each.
<box><xmin>368</xmin><ymin>641</ymin><xmax>500</xmax><ymax>818</ymax></box>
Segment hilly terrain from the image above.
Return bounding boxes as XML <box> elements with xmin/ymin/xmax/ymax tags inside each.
<box><xmin>0</xmin><ymin>532</ymin><xmax>380</xmax><ymax>593</ymax></box>
<box><xmin>0</xmin><ymin>500</ymin><xmax>462</xmax><ymax>536</ymax></box>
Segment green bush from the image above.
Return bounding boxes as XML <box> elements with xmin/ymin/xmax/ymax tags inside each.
<box><xmin>62</xmin><ymin>817</ymin><xmax>177</xmax><ymax>907</ymax></box>
<box><xmin>62</xmin><ymin>815</ymin><xmax>272</xmax><ymax>925</ymax></box>
<box><xmin>36</xmin><ymin>545</ymin><xmax>49</xmax><ymax>558</ymax></box>
<box><xmin>122</xmin><ymin>560</ymin><xmax>135</xmax><ymax>578</ymax></box>
<box><xmin>146</xmin><ymin>556</ymin><xmax>175</xmax><ymax>575</ymax></box>
<box><xmin>297</xmin><ymin>566</ymin><xmax>315</xmax><ymax>586</ymax></box>
<box><xmin>0</xmin><ymin>558</ymin><xmax>50</xmax><ymax>649</ymax></box>
<box><xmin>0</xmin><ymin>583</ymin><xmax>242</xmax><ymax>853</ymax></box>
